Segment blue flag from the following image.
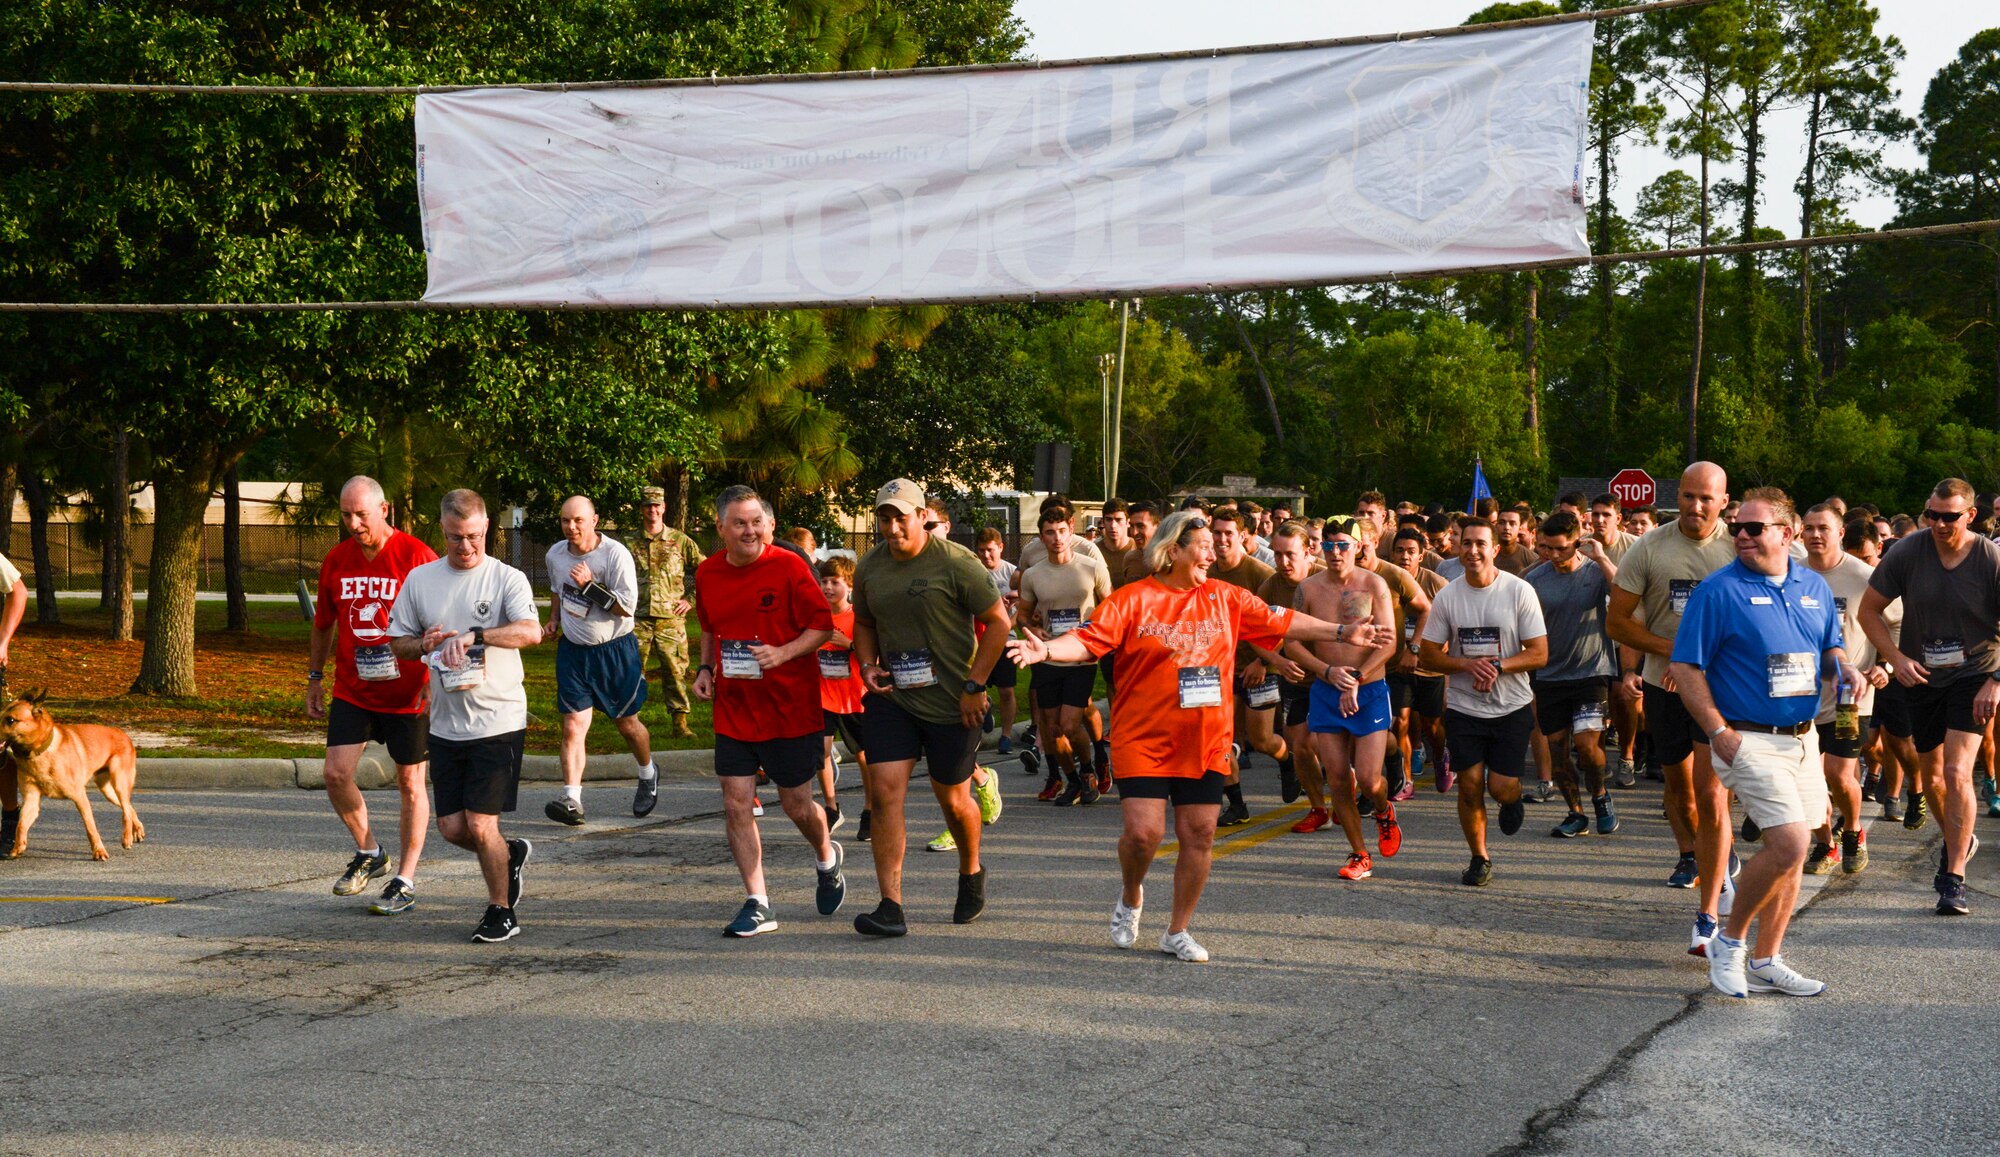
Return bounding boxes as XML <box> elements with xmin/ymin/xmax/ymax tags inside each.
<box><xmin>1467</xmin><ymin>458</ymin><xmax>1492</xmax><ymax>514</ymax></box>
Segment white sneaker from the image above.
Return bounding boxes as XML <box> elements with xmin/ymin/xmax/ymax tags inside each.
<box><xmin>1707</xmin><ymin>933</ymin><xmax>1748</xmax><ymax>998</ymax></box>
<box><xmin>1717</xmin><ymin>871</ymin><xmax>1735</xmax><ymax>917</ymax></box>
<box><xmin>1745</xmin><ymin>955</ymin><xmax>1827</xmax><ymax>997</ymax></box>
<box><xmin>1688</xmin><ymin>912</ymin><xmax>1717</xmax><ymax>958</ymax></box>
<box><xmin>1110</xmin><ymin>897</ymin><xmax>1142</xmax><ymax>949</ymax></box>
<box><xmin>1158</xmin><ymin>929</ymin><xmax>1210</xmax><ymax>963</ymax></box>
<box><xmin>752</xmin><ymin>797</ymin><xmax>765</xmax><ymax>817</ymax></box>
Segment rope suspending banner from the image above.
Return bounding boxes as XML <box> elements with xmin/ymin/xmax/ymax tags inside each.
<box><xmin>1</xmin><ymin>220</ymin><xmax>1993</xmax><ymax>314</ymax></box>
<box><xmin>0</xmin><ymin>0</ymin><xmax>1715</xmax><ymax>96</ymax></box>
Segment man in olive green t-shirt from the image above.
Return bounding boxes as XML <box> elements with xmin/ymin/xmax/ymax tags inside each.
<box><xmin>850</xmin><ymin>479</ymin><xmax>1011</xmax><ymax>938</ymax></box>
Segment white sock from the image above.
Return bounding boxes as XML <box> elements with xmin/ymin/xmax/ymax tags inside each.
<box><xmin>562</xmin><ymin>785</ymin><xmax>582</xmax><ymax>803</ymax></box>
<box><xmin>392</xmin><ymin>875</ymin><xmax>412</xmax><ymax>889</ymax></box>
<box><xmin>816</xmin><ymin>854</ymin><xmax>836</xmax><ymax>871</ymax></box>
<box><xmin>359</xmin><ymin>846</ymin><xmax>381</xmax><ymax>858</ymax></box>
<box><xmin>637</xmin><ymin>760</ymin><xmax>658</xmax><ymax>782</ymax></box>
<box><xmin>1749</xmin><ymin>955</ymin><xmax>1774</xmax><ymax>969</ymax></box>
<box><xmin>749</xmin><ymin>893</ymin><xmax>769</xmax><ymax>907</ymax></box>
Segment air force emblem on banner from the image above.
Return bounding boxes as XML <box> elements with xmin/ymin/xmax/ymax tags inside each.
<box><xmin>1331</xmin><ymin>59</ymin><xmax>1508</xmax><ymax>257</ymax></box>
<box><xmin>561</xmin><ymin>193</ymin><xmax>651</xmax><ymax>290</ymax></box>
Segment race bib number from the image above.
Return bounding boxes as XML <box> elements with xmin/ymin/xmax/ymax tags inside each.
<box><xmin>1923</xmin><ymin>638</ymin><xmax>1966</xmax><ymax>668</ymax></box>
<box><xmin>889</xmin><ymin>649</ymin><xmax>936</xmax><ymax>690</ymax></box>
<box><xmin>1571</xmin><ymin>700</ymin><xmax>1607</xmax><ymax>734</ymax></box>
<box><xmin>720</xmin><ymin>640</ymin><xmax>763</xmax><ymax>680</ymax></box>
<box><xmin>1178</xmin><ymin>666</ymin><xmax>1223</xmax><ymax>709</ymax></box>
<box><xmin>1767</xmin><ymin>652</ymin><xmax>1817</xmax><ymax>698</ymax></box>
<box><xmin>435</xmin><ymin>645</ymin><xmax>486</xmax><ymax>692</ymax></box>
<box><xmin>1669</xmin><ymin>579</ymin><xmax>1700</xmax><ymax>617</ymax></box>
<box><xmin>1403</xmin><ymin>619</ymin><xmax>1418</xmax><ymax>653</ymax></box>
<box><xmin>560</xmin><ymin>585</ymin><xmax>593</xmax><ymax>617</ymax></box>
<box><xmin>1458</xmin><ymin>627</ymin><xmax>1501</xmax><ymax>660</ymax></box>
<box><xmin>1247</xmin><ymin>677</ymin><xmax>1281</xmax><ymax>708</ymax></box>
<box><xmin>1047</xmin><ymin>608</ymin><xmax>1081</xmax><ymax>637</ymax></box>
<box><xmin>818</xmin><ymin>649</ymin><xmax>852</xmax><ymax>680</ymax></box>
<box><xmin>1833</xmin><ymin>596</ymin><xmax>1848</xmax><ymax>620</ymax></box>
<box><xmin>354</xmin><ymin>644</ymin><xmax>400</xmax><ymax>682</ymax></box>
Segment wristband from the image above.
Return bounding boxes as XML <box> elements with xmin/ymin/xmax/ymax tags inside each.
<box><xmin>307</xmin><ymin>671</ymin><xmax>323</xmax><ymax>681</ymax></box>
<box><xmin>1709</xmin><ymin>724</ymin><xmax>1731</xmax><ymax>738</ymax></box>
<box><xmin>472</xmin><ymin>627</ymin><xmax>486</xmax><ymax>647</ymax></box>
<box><xmin>1335</xmin><ymin>623</ymin><xmax>1346</xmax><ymax>642</ymax></box>
<box><xmin>696</xmin><ymin>663</ymin><xmax>714</xmax><ymax>676</ymax></box>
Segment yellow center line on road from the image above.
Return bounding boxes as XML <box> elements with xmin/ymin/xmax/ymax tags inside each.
<box><xmin>0</xmin><ymin>896</ymin><xmax>175</xmax><ymax>904</ymax></box>
<box><xmin>1160</xmin><ymin>803</ymin><xmax>1309</xmax><ymax>860</ymax></box>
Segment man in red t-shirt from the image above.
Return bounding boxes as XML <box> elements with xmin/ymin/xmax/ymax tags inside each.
<box><xmin>307</xmin><ymin>476</ymin><xmax>438</xmax><ymax>913</ymax></box>
<box><xmin>694</xmin><ymin>485</ymin><xmax>842</xmax><ymax>937</ymax></box>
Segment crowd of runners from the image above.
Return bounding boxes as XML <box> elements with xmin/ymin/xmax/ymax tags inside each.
<box><xmin>265</xmin><ymin>464</ymin><xmax>1998</xmax><ymax>994</ymax></box>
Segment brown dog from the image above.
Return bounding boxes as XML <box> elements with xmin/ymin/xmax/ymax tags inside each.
<box><xmin>1</xmin><ymin>689</ymin><xmax>144</xmax><ymax>861</ymax></box>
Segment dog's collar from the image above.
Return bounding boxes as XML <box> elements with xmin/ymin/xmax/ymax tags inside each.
<box><xmin>7</xmin><ymin>729</ymin><xmax>57</xmax><ymax>759</ymax></box>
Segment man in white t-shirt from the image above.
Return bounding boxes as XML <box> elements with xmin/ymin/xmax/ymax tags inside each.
<box><xmin>0</xmin><ymin>550</ymin><xmax>26</xmax><ymax>851</ymax></box>
<box><xmin>1419</xmin><ymin>518</ymin><xmax>1548</xmax><ymax>887</ymax></box>
<box><xmin>388</xmin><ymin>489</ymin><xmax>543</xmax><ymax>944</ymax></box>
<box><xmin>540</xmin><ymin>495</ymin><xmax>657</xmax><ymax>827</ymax></box>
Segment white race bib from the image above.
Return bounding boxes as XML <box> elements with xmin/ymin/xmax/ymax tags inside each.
<box><xmin>1767</xmin><ymin>652</ymin><xmax>1817</xmax><ymax>698</ymax></box>
<box><xmin>1458</xmin><ymin>627</ymin><xmax>1501</xmax><ymax>660</ymax></box>
<box><xmin>354</xmin><ymin>644</ymin><xmax>400</xmax><ymax>682</ymax></box>
<box><xmin>1669</xmin><ymin>578</ymin><xmax>1699</xmax><ymax>617</ymax></box>
<box><xmin>1923</xmin><ymin>638</ymin><xmax>1966</xmax><ymax>669</ymax></box>
<box><xmin>435</xmin><ymin>645</ymin><xmax>486</xmax><ymax>692</ymax></box>
<box><xmin>1571</xmin><ymin>700</ymin><xmax>1607</xmax><ymax>733</ymax></box>
<box><xmin>560</xmin><ymin>585</ymin><xmax>593</xmax><ymax>617</ymax></box>
<box><xmin>1246</xmin><ymin>677</ymin><xmax>1281</xmax><ymax>708</ymax></box>
<box><xmin>1047</xmin><ymin>608</ymin><xmax>1081</xmax><ymax>637</ymax></box>
<box><xmin>818</xmin><ymin>649</ymin><xmax>851</xmax><ymax>680</ymax></box>
<box><xmin>889</xmin><ymin>649</ymin><xmax>936</xmax><ymax>690</ymax></box>
<box><xmin>720</xmin><ymin>640</ymin><xmax>763</xmax><ymax>680</ymax></box>
<box><xmin>1178</xmin><ymin>666</ymin><xmax>1223</xmax><ymax>709</ymax></box>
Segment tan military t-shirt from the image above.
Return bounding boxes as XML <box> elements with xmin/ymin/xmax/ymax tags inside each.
<box><xmin>1613</xmin><ymin>521</ymin><xmax>1737</xmax><ymax>686</ymax></box>
<box><xmin>1018</xmin><ymin>554</ymin><xmax>1113</xmax><ymax>669</ymax></box>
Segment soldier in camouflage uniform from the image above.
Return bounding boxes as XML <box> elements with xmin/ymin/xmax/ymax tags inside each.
<box><xmin>630</xmin><ymin>486</ymin><xmax>706</xmax><ymax>737</ymax></box>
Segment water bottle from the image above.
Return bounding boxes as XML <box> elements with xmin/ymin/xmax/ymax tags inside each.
<box><xmin>1835</xmin><ymin>673</ymin><xmax>1859</xmax><ymax>741</ymax></box>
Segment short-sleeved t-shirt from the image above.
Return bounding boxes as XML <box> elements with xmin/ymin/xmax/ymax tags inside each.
<box><xmin>853</xmin><ymin>534</ymin><xmax>1002</xmax><ymax>725</ymax></box>
<box><xmin>1018</xmin><ymin>535</ymin><xmax>1103</xmax><ymax>572</ymax></box>
<box><xmin>820</xmin><ymin>607</ymin><xmax>863</xmax><ymax>715</ymax></box>
<box><xmin>1019</xmin><ymin>554</ymin><xmax>1113</xmax><ymax>669</ymax></box>
<box><xmin>695</xmin><ymin>544</ymin><xmax>833</xmax><ymax>743</ymax></box>
<box><xmin>0</xmin><ymin>552</ymin><xmax>21</xmax><ymax>590</ymax></box>
<box><xmin>1523</xmin><ymin>560</ymin><xmax>1617</xmax><ymax>682</ymax></box>
<box><xmin>1613</xmin><ymin>521</ymin><xmax>1736</xmax><ymax>687</ymax></box>
<box><xmin>1409</xmin><ymin>567</ymin><xmax>1449</xmax><ymax>675</ymax></box>
<box><xmin>1421</xmin><ymin>572</ymin><xmax>1547</xmax><ymax>719</ymax></box>
<box><xmin>1435</xmin><ymin>556</ymin><xmax>1466</xmax><ymax>582</ymax></box>
<box><xmin>1495</xmin><ymin>543</ymin><xmax>1538</xmax><ymax>576</ymax></box>
<box><xmin>1868</xmin><ymin>532</ymin><xmax>2000</xmax><ymax>686</ymax></box>
<box><xmin>1100</xmin><ymin>543</ymin><xmax>1142</xmax><ymax>588</ymax></box>
<box><xmin>1211</xmin><ymin>554</ymin><xmax>1276</xmax><ymax>664</ymax></box>
<box><xmin>314</xmin><ymin>531</ymin><xmax>438</xmax><ymax>715</ymax></box>
<box><xmin>1368</xmin><ymin>559</ymin><xmax>1425</xmax><ymax>659</ymax></box>
<box><xmin>1071</xmin><ymin>578</ymin><xmax>1292</xmax><ymax>779</ymax></box>
<box><xmin>1599</xmin><ymin>530</ymin><xmax>1639</xmax><ymax>566</ymax></box>
<box><xmin>983</xmin><ymin>560</ymin><xmax>1018</xmax><ymax>601</ymax></box>
<box><xmin>386</xmin><ymin>555</ymin><xmax>537</xmax><ymax>742</ymax></box>
<box><xmin>544</xmin><ymin>535</ymin><xmax>638</xmax><ymax>647</ymax></box>
<box><xmin>1672</xmin><ymin>559</ymin><xmax>1842</xmax><ymax>727</ymax></box>
<box><xmin>1121</xmin><ymin>546</ymin><xmax>1156</xmax><ymax>587</ymax></box>
<box><xmin>1813</xmin><ymin>554</ymin><xmax>1885</xmax><ymax>720</ymax></box>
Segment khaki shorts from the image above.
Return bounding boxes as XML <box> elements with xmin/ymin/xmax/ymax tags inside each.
<box><xmin>1713</xmin><ymin>729</ymin><xmax>1828</xmax><ymax>831</ymax></box>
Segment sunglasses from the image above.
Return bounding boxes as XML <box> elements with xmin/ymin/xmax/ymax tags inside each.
<box><xmin>1321</xmin><ymin>540</ymin><xmax>1356</xmax><ymax>552</ymax></box>
<box><xmin>1923</xmin><ymin>509</ymin><xmax>1966</xmax><ymax>524</ymax></box>
<box><xmin>1727</xmin><ymin>521</ymin><xmax>1775</xmax><ymax>538</ymax></box>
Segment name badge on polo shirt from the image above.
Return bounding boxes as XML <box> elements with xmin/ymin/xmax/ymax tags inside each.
<box><xmin>560</xmin><ymin>585</ymin><xmax>593</xmax><ymax>617</ymax></box>
<box><xmin>1749</xmin><ymin>596</ymin><xmax>1773</xmax><ymax>606</ymax></box>
<box><xmin>354</xmin><ymin>644</ymin><xmax>400</xmax><ymax>682</ymax></box>
<box><xmin>1669</xmin><ymin>579</ymin><xmax>1700</xmax><ymax>616</ymax></box>
<box><xmin>1572</xmin><ymin>701</ymin><xmax>1607</xmax><ymax>733</ymax></box>
<box><xmin>819</xmin><ymin>649</ymin><xmax>851</xmax><ymax>679</ymax></box>
<box><xmin>436</xmin><ymin>645</ymin><xmax>486</xmax><ymax>692</ymax></box>
<box><xmin>1458</xmin><ymin>627</ymin><xmax>1501</xmax><ymax>659</ymax></box>
<box><xmin>1047</xmin><ymin>608</ymin><xmax>1081</xmax><ymax>637</ymax></box>
<box><xmin>1924</xmin><ymin>638</ymin><xmax>1966</xmax><ymax>668</ymax></box>
<box><xmin>1247</xmin><ymin>677</ymin><xmax>1281</xmax><ymax>708</ymax></box>
<box><xmin>1178</xmin><ymin>666</ymin><xmax>1223</xmax><ymax>709</ymax></box>
<box><xmin>1768</xmin><ymin>652</ymin><xmax>1817</xmax><ymax>697</ymax></box>
<box><xmin>889</xmin><ymin>649</ymin><xmax>936</xmax><ymax>690</ymax></box>
<box><xmin>720</xmin><ymin>640</ymin><xmax>763</xmax><ymax>680</ymax></box>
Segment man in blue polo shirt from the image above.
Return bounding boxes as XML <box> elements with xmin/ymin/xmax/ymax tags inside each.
<box><xmin>1670</xmin><ymin>489</ymin><xmax>1859</xmax><ymax>1000</ymax></box>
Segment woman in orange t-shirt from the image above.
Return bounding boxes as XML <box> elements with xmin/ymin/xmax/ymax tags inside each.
<box><xmin>1008</xmin><ymin>511</ymin><xmax>1371</xmax><ymax>962</ymax></box>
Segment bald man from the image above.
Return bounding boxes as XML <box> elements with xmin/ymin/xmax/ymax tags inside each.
<box><xmin>541</xmin><ymin>496</ymin><xmax>657</xmax><ymax>827</ymax></box>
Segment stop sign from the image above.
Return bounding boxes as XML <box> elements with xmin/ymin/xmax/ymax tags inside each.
<box><xmin>1609</xmin><ymin>468</ymin><xmax>1656</xmax><ymax>510</ymax></box>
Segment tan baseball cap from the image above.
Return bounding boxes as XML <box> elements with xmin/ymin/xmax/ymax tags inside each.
<box><xmin>640</xmin><ymin>486</ymin><xmax>666</xmax><ymax>504</ymax></box>
<box><xmin>874</xmin><ymin>478</ymin><xmax>925</xmax><ymax>515</ymax></box>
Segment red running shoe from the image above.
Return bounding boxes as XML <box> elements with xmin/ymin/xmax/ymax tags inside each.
<box><xmin>1095</xmin><ymin>765</ymin><xmax>1113</xmax><ymax>795</ymax></box>
<box><xmin>1338</xmin><ymin>851</ymin><xmax>1374</xmax><ymax>880</ymax></box>
<box><xmin>1376</xmin><ymin>803</ymin><xmax>1403</xmax><ymax>858</ymax></box>
<box><xmin>1036</xmin><ymin>775</ymin><xmax>1065</xmax><ymax>802</ymax></box>
<box><xmin>1291</xmin><ymin>807</ymin><xmax>1331</xmax><ymax>834</ymax></box>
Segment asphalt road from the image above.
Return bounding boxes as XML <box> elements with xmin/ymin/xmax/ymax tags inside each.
<box><xmin>2</xmin><ymin>757</ymin><xmax>1993</xmax><ymax>1156</ymax></box>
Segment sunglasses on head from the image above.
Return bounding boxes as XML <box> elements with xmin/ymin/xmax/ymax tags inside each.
<box><xmin>1728</xmin><ymin>520</ymin><xmax>1775</xmax><ymax>538</ymax></box>
<box><xmin>1923</xmin><ymin>508</ymin><xmax>1966</xmax><ymax>524</ymax></box>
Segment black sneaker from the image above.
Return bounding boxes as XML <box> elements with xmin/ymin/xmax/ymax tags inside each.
<box><xmin>544</xmin><ymin>796</ymin><xmax>586</xmax><ymax>826</ymax></box>
<box><xmin>1882</xmin><ymin>795</ymin><xmax>1904</xmax><ymax>822</ymax></box>
<box><xmin>1860</xmin><ymin>772</ymin><xmax>1880</xmax><ymax>803</ymax></box>
<box><xmin>1740</xmin><ymin>815</ymin><xmax>1762</xmax><ymax>843</ymax></box>
<box><xmin>1937</xmin><ymin>872</ymin><xmax>1970</xmax><ymax>916</ymax></box>
<box><xmin>953</xmin><ymin>868</ymin><xmax>987</xmax><ymax>925</ymax></box>
<box><xmin>471</xmin><ymin>905</ymin><xmax>519</xmax><ymax>942</ymax></box>
<box><xmin>1018</xmin><ymin>746</ymin><xmax>1043</xmax><ymax>777</ymax></box>
<box><xmin>1077</xmin><ymin>776</ymin><xmax>1101</xmax><ymax>806</ymax></box>
<box><xmin>724</xmin><ymin>898</ymin><xmax>777</xmax><ymax>937</ymax></box>
<box><xmin>981</xmin><ymin>708</ymin><xmax>995</xmax><ymax>734</ymax></box>
<box><xmin>507</xmin><ymin>838</ymin><xmax>532</xmax><ymax>909</ymax></box>
<box><xmin>855</xmin><ymin>808</ymin><xmax>872</xmax><ymax>842</ymax></box>
<box><xmin>1054</xmin><ymin>778</ymin><xmax>1084</xmax><ymax>807</ymax></box>
<box><xmin>1498</xmin><ymin>800</ymin><xmax>1526</xmax><ymax>836</ymax></box>
<box><xmin>824</xmin><ymin>802</ymin><xmax>845</xmax><ymax>834</ymax></box>
<box><xmin>633</xmin><ymin>774</ymin><xmax>659</xmax><ymax>818</ymax></box>
<box><xmin>333</xmin><ymin>849</ymin><xmax>390</xmax><ymax>896</ymax></box>
<box><xmin>1093</xmin><ymin>739</ymin><xmax>1111</xmax><ymax>771</ymax></box>
<box><xmin>1279</xmin><ymin>755</ymin><xmax>1300</xmax><ymax>804</ymax></box>
<box><xmin>1551</xmin><ymin>811</ymin><xmax>1590</xmax><ymax>838</ymax></box>
<box><xmin>815</xmin><ymin>842</ymin><xmax>846</xmax><ymax>916</ymax></box>
<box><xmin>1904</xmin><ymin>793</ymin><xmax>1928</xmax><ymax>831</ymax></box>
<box><xmin>1461</xmin><ymin>856</ymin><xmax>1493</xmax><ymax>887</ymax></box>
<box><xmin>854</xmin><ymin>899</ymin><xmax>907</xmax><ymax>937</ymax></box>
<box><xmin>369</xmin><ymin>878</ymin><xmax>416</xmax><ymax>916</ymax></box>
<box><xmin>0</xmin><ymin>809</ymin><xmax>17</xmax><ymax>852</ymax></box>
<box><xmin>1667</xmin><ymin>852</ymin><xmax>1698</xmax><ymax>888</ymax></box>
<box><xmin>1357</xmin><ymin>793</ymin><xmax>1375</xmax><ymax>818</ymax></box>
<box><xmin>1217</xmin><ymin>799</ymin><xmax>1251</xmax><ymax>827</ymax></box>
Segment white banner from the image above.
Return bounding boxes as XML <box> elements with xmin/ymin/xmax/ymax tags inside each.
<box><xmin>416</xmin><ymin>23</ymin><xmax>1592</xmax><ymax>307</ymax></box>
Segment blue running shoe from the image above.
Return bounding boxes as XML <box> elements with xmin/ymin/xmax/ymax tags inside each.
<box><xmin>1688</xmin><ymin>911</ymin><xmax>1717</xmax><ymax>957</ymax></box>
<box><xmin>1667</xmin><ymin>853</ymin><xmax>1698</xmax><ymax>888</ymax></box>
<box><xmin>1728</xmin><ymin>849</ymin><xmax>1742</xmax><ymax>879</ymax></box>
<box><xmin>1594</xmin><ymin>796</ymin><xmax>1619</xmax><ymax>835</ymax></box>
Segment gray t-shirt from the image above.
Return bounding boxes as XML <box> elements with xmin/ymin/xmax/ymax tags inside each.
<box><xmin>985</xmin><ymin>560</ymin><xmax>1018</xmax><ymax>601</ymax></box>
<box><xmin>1421</xmin><ymin>571</ymin><xmax>1547</xmax><ymax>719</ymax></box>
<box><xmin>1869</xmin><ymin>531</ymin><xmax>2000</xmax><ymax>686</ymax></box>
<box><xmin>1523</xmin><ymin>559</ymin><xmax>1616</xmax><ymax>682</ymax></box>
<box><xmin>1435</xmin><ymin>556</ymin><xmax>1465</xmax><ymax>581</ymax></box>
<box><xmin>388</xmin><ymin>555</ymin><xmax>538</xmax><ymax>741</ymax></box>
<box><xmin>545</xmin><ymin>534</ymin><xmax>638</xmax><ymax>646</ymax></box>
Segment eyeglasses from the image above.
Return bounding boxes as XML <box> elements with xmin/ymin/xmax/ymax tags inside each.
<box><xmin>1923</xmin><ymin>508</ymin><xmax>1966</xmax><ymax>524</ymax></box>
<box><xmin>1321</xmin><ymin>540</ymin><xmax>1356</xmax><ymax>552</ymax></box>
<box><xmin>444</xmin><ymin>532</ymin><xmax>486</xmax><ymax>545</ymax></box>
<box><xmin>1727</xmin><ymin>521</ymin><xmax>1773</xmax><ymax>538</ymax></box>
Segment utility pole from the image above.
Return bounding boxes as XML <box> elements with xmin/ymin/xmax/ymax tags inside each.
<box><xmin>1109</xmin><ymin>299</ymin><xmax>1138</xmax><ymax>498</ymax></box>
<box><xmin>1098</xmin><ymin>353</ymin><xmax>1115</xmax><ymax>499</ymax></box>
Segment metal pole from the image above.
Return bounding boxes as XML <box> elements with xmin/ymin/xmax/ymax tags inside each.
<box><xmin>1098</xmin><ymin>352</ymin><xmax>1115</xmax><ymax>499</ymax></box>
<box><xmin>1111</xmin><ymin>300</ymin><xmax>1133</xmax><ymax>499</ymax></box>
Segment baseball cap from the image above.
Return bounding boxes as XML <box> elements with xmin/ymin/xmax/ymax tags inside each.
<box><xmin>875</xmin><ymin>478</ymin><xmax>925</xmax><ymax>515</ymax></box>
<box><xmin>640</xmin><ymin>486</ymin><xmax>666</xmax><ymax>504</ymax></box>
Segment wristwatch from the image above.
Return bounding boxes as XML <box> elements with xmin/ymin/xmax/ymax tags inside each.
<box><xmin>472</xmin><ymin>627</ymin><xmax>486</xmax><ymax>647</ymax></box>
<box><xmin>962</xmin><ymin>679</ymin><xmax>985</xmax><ymax>695</ymax></box>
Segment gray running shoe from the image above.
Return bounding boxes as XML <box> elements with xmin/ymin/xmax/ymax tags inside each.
<box><xmin>369</xmin><ymin>878</ymin><xmax>415</xmax><ymax>915</ymax></box>
<box><xmin>333</xmin><ymin>849</ymin><xmax>389</xmax><ymax>896</ymax></box>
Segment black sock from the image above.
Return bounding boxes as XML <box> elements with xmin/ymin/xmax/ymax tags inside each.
<box><xmin>1225</xmin><ymin>784</ymin><xmax>1245</xmax><ymax>807</ymax></box>
<box><xmin>1384</xmin><ymin>748</ymin><xmax>1406</xmax><ymax>790</ymax></box>
<box><xmin>1278</xmin><ymin>753</ymin><xmax>1294</xmax><ymax>775</ymax></box>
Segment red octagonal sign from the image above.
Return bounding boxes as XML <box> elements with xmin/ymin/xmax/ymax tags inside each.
<box><xmin>1610</xmin><ymin>468</ymin><xmax>1656</xmax><ymax>510</ymax></box>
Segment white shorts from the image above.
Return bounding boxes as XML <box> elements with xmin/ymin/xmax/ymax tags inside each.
<box><xmin>1714</xmin><ymin>729</ymin><xmax>1828</xmax><ymax>830</ymax></box>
